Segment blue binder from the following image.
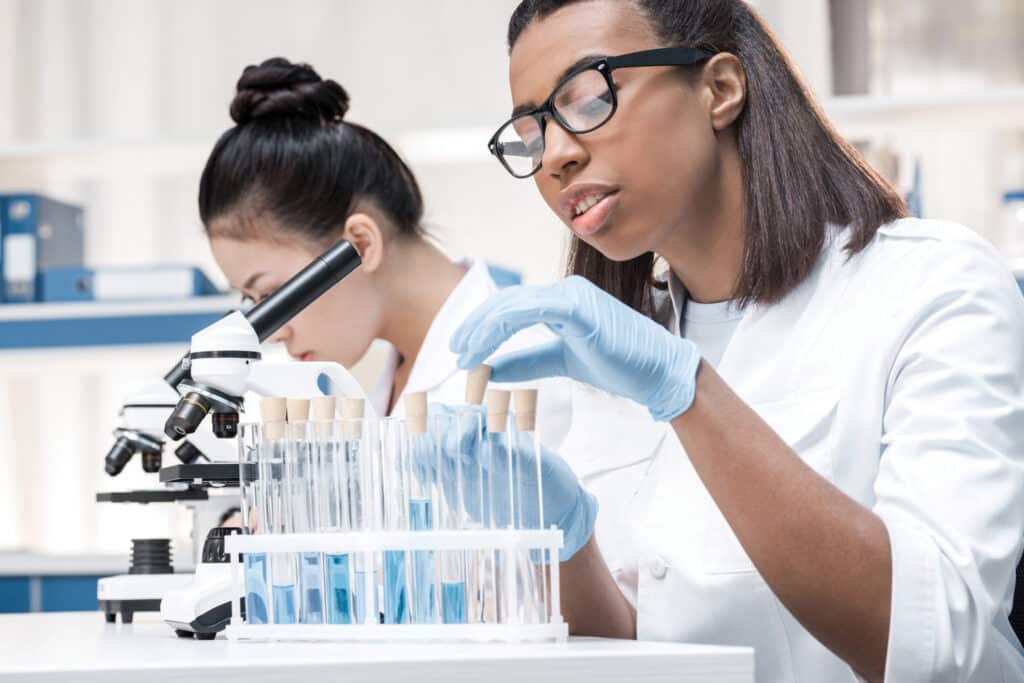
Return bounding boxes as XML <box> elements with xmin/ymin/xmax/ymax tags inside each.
<box><xmin>1</xmin><ymin>194</ymin><xmax>85</xmax><ymax>303</ymax></box>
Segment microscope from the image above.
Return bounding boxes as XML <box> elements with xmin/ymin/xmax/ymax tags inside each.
<box><xmin>97</xmin><ymin>238</ymin><xmax>366</xmax><ymax>629</ymax></box>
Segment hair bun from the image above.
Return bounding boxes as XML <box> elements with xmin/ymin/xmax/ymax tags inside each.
<box><xmin>230</xmin><ymin>57</ymin><xmax>350</xmax><ymax>125</ymax></box>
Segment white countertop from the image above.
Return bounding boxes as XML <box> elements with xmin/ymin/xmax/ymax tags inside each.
<box><xmin>0</xmin><ymin>612</ymin><xmax>754</xmax><ymax>683</ymax></box>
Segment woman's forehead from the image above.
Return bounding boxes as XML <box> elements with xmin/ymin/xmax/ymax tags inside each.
<box><xmin>508</xmin><ymin>1</ymin><xmax>658</xmax><ymax>106</ymax></box>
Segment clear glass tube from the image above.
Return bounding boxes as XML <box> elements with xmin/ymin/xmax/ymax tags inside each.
<box><xmin>407</xmin><ymin>428</ymin><xmax>438</xmax><ymax>624</ymax></box>
<box><xmin>239</xmin><ymin>423</ymin><xmax>269</xmax><ymax>625</ymax></box>
<box><xmin>432</xmin><ymin>410</ymin><xmax>469</xmax><ymax>625</ymax></box>
<box><xmin>286</xmin><ymin>420</ymin><xmax>324</xmax><ymax>625</ymax></box>
<box><xmin>262</xmin><ymin>421</ymin><xmax>298</xmax><ymax>625</ymax></box>
<box><xmin>509</xmin><ymin>418</ymin><xmax>545</xmax><ymax>625</ymax></box>
<box><xmin>485</xmin><ymin>426</ymin><xmax>516</xmax><ymax>625</ymax></box>
<box><xmin>380</xmin><ymin>417</ymin><xmax>410</xmax><ymax>625</ymax></box>
<box><xmin>346</xmin><ymin>415</ymin><xmax>379</xmax><ymax>625</ymax></box>
<box><xmin>314</xmin><ymin>418</ymin><xmax>353</xmax><ymax>625</ymax></box>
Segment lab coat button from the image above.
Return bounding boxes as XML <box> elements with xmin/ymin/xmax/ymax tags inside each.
<box><xmin>649</xmin><ymin>557</ymin><xmax>668</xmax><ymax>580</ymax></box>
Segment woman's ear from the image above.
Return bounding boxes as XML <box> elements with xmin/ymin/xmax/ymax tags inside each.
<box><xmin>703</xmin><ymin>53</ymin><xmax>746</xmax><ymax>131</ymax></box>
<box><xmin>341</xmin><ymin>212</ymin><xmax>385</xmax><ymax>273</ymax></box>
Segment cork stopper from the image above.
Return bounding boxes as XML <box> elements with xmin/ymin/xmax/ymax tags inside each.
<box><xmin>311</xmin><ymin>396</ymin><xmax>336</xmax><ymax>421</ymax></box>
<box><xmin>261</xmin><ymin>397</ymin><xmax>286</xmax><ymax>440</ymax></box>
<box><xmin>465</xmin><ymin>364</ymin><xmax>492</xmax><ymax>405</ymax></box>
<box><xmin>404</xmin><ymin>392</ymin><xmax>428</xmax><ymax>434</ymax></box>
<box><xmin>341</xmin><ymin>398</ymin><xmax>365</xmax><ymax>419</ymax></box>
<box><xmin>341</xmin><ymin>398</ymin><xmax>365</xmax><ymax>439</ymax></box>
<box><xmin>311</xmin><ymin>396</ymin><xmax>336</xmax><ymax>438</ymax></box>
<box><xmin>513</xmin><ymin>389</ymin><xmax>538</xmax><ymax>432</ymax></box>
<box><xmin>486</xmin><ymin>389</ymin><xmax>510</xmax><ymax>433</ymax></box>
<box><xmin>286</xmin><ymin>398</ymin><xmax>310</xmax><ymax>422</ymax></box>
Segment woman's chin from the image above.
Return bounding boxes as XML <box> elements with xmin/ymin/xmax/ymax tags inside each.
<box><xmin>581</xmin><ymin>234</ymin><xmax>650</xmax><ymax>263</ymax></box>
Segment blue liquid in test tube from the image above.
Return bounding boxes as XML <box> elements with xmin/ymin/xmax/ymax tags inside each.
<box><xmin>300</xmin><ymin>552</ymin><xmax>324</xmax><ymax>624</ymax></box>
<box><xmin>326</xmin><ymin>554</ymin><xmax>352</xmax><ymax>624</ymax></box>
<box><xmin>272</xmin><ymin>583</ymin><xmax>297</xmax><ymax>624</ymax></box>
<box><xmin>383</xmin><ymin>551</ymin><xmax>408</xmax><ymax>624</ymax></box>
<box><xmin>244</xmin><ymin>552</ymin><xmax>269</xmax><ymax>625</ymax></box>
<box><xmin>442</xmin><ymin>581</ymin><xmax>467</xmax><ymax>624</ymax></box>
<box><xmin>409</xmin><ymin>498</ymin><xmax>436</xmax><ymax>623</ymax></box>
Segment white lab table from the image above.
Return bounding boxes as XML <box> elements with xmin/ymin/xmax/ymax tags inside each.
<box><xmin>0</xmin><ymin>612</ymin><xmax>754</xmax><ymax>682</ymax></box>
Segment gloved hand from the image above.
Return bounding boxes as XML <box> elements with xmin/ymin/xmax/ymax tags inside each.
<box><xmin>413</xmin><ymin>403</ymin><xmax>598</xmax><ymax>562</ymax></box>
<box><xmin>450</xmin><ymin>275</ymin><xmax>702</xmax><ymax>421</ymax></box>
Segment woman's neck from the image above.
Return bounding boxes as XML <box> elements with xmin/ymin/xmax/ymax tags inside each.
<box><xmin>657</xmin><ymin>139</ymin><xmax>747</xmax><ymax>305</ymax></box>
<box><xmin>377</xmin><ymin>238</ymin><xmax>467</xmax><ymax>406</ymax></box>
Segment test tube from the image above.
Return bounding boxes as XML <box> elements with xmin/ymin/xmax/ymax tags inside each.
<box><xmin>404</xmin><ymin>393</ymin><xmax>438</xmax><ymax>624</ymax></box>
<box><xmin>380</xmin><ymin>416</ymin><xmax>410</xmax><ymax>624</ymax></box>
<box><xmin>262</xmin><ymin>397</ymin><xmax>298</xmax><ymax>625</ymax></box>
<box><xmin>239</xmin><ymin>421</ymin><xmax>268</xmax><ymax>624</ymax></box>
<box><xmin>341</xmin><ymin>398</ymin><xmax>378</xmax><ymax>624</ymax></box>
<box><xmin>463</xmin><ymin>366</ymin><xmax>492</xmax><ymax>623</ymax></box>
<box><xmin>286</xmin><ymin>398</ymin><xmax>324</xmax><ymax>625</ymax></box>
<box><xmin>431</xmin><ymin>409</ymin><xmax>468</xmax><ymax>624</ymax></box>
<box><xmin>310</xmin><ymin>396</ymin><xmax>349</xmax><ymax>625</ymax></box>
<box><xmin>512</xmin><ymin>389</ymin><xmax>546</xmax><ymax>625</ymax></box>
<box><xmin>486</xmin><ymin>389</ymin><xmax>515</xmax><ymax>624</ymax></box>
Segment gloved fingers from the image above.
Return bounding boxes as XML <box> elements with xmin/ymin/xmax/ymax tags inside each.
<box><xmin>450</xmin><ymin>285</ymin><xmax>541</xmax><ymax>354</ymax></box>
<box><xmin>488</xmin><ymin>341</ymin><xmax>569</xmax><ymax>383</ymax></box>
<box><xmin>429</xmin><ymin>402</ymin><xmax>486</xmax><ymax>467</ymax></box>
<box><xmin>454</xmin><ymin>298</ymin><xmax>585</xmax><ymax>370</ymax></box>
<box><xmin>408</xmin><ymin>434</ymin><xmax>438</xmax><ymax>481</ymax></box>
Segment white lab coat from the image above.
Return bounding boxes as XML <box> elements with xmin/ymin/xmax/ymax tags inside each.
<box><xmin>369</xmin><ymin>259</ymin><xmax>571</xmax><ymax>450</ymax></box>
<box><xmin>560</xmin><ymin>218</ymin><xmax>1024</xmax><ymax>682</ymax></box>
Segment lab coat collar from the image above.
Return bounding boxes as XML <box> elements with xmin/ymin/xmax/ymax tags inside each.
<box><xmin>714</xmin><ymin>227</ymin><xmax>848</xmax><ymax>403</ymax></box>
<box><xmin>372</xmin><ymin>259</ymin><xmax>497</xmax><ymax>415</ymax></box>
<box><xmin>659</xmin><ymin>227</ymin><xmax>847</xmax><ymax>404</ymax></box>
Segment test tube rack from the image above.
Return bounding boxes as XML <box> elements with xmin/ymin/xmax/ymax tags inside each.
<box><xmin>223</xmin><ymin>528</ymin><xmax>567</xmax><ymax>642</ymax></box>
<box><xmin>228</xmin><ymin>386</ymin><xmax>567</xmax><ymax>643</ymax></box>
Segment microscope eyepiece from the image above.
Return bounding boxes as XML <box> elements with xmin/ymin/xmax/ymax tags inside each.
<box><xmin>163</xmin><ymin>392</ymin><xmax>211</xmax><ymax>440</ymax></box>
<box><xmin>104</xmin><ymin>436</ymin><xmax>135</xmax><ymax>476</ymax></box>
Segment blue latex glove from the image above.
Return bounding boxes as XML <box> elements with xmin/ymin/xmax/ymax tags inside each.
<box><xmin>450</xmin><ymin>275</ymin><xmax>702</xmax><ymax>421</ymax></box>
<box><xmin>415</xmin><ymin>403</ymin><xmax>598</xmax><ymax>562</ymax></box>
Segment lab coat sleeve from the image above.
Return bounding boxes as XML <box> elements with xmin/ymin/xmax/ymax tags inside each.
<box><xmin>873</xmin><ymin>235</ymin><xmax>1024</xmax><ymax>682</ymax></box>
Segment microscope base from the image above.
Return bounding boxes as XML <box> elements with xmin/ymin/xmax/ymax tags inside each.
<box><xmin>97</xmin><ymin>573</ymin><xmax>195</xmax><ymax>623</ymax></box>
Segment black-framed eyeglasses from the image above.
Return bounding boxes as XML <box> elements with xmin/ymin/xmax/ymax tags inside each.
<box><xmin>487</xmin><ymin>47</ymin><xmax>714</xmax><ymax>179</ymax></box>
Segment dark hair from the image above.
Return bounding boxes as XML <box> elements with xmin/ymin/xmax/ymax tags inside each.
<box><xmin>509</xmin><ymin>0</ymin><xmax>907</xmax><ymax>310</ymax></box>
<box><xmin>199</xmin><ymin>57</ymin><xmax>424</xmax><ymax>245</ymax></box>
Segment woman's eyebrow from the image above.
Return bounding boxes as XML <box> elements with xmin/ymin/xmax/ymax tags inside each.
<box><xmin>241</xmin><ymin>272</ymin><xmax>266</xmax><ymax>291</ymax></box>
<box><xmin>511</xmin><ymin>53</ymin><xmax>606</xmax><ymax>117</ymax></box>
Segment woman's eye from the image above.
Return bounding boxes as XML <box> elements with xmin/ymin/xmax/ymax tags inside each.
<box><xmin>239</xmin><ymin>293</ymin><xmax>265</xmax><ymax>310</ymax></box>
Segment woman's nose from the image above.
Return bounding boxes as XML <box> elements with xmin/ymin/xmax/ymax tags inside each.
<box><xmin>542</xmin><ymin>121</ymin><xmax>589</xmax><ymax>180</ymax></box>
<box><xmin>268</xmin><ymin>324</ymin><xmax>292</xmax><ymax>345</ymax></box>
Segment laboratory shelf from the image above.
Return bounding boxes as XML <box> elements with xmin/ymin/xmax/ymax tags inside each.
<box><xmin>823</xmin><ymin>86</ymin><xmax>1024</xmax><ymax>138</ymax></box>
<box><xmin>0</xmin><ymin>295</ymin><xmax>235</xmax><ymax>350</ymax></box>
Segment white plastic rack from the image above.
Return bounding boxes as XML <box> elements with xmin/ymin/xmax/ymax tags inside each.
<box><xmin>224</xmin><ymin>528</ymin><xmax>567</xmax><ymax>643</ymax></box>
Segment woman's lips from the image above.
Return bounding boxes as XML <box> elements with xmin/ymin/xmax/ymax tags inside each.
<box><xmin>570</xmin><ymin>191</ymin><xmax>620</xmax><ymax>237</ymax></box>
<box><xmin>299</xmin><ymin>352</ymin><xmax>313</xmax><ymax>362</ymax></box>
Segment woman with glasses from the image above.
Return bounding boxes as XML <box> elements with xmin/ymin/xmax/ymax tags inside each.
<box><xmin>199</xmin><ymin>58</ymin><xmax>569</xmax><ymax>440</ymax></box>
<box><xmin>446</xmin><ymin>1</ymin><xmax>1024</xmax><ymax>681</ymax></box>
